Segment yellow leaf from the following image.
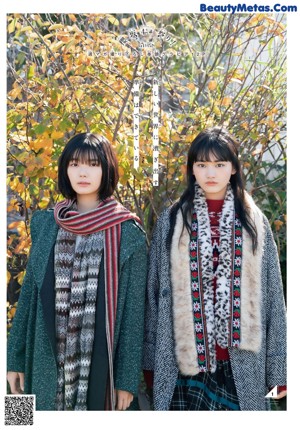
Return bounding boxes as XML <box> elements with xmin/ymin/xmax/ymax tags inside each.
<box><xmin>65</xmin><ymin>102</ymin><xmax>73</xmax><ymax>113</ymax></box>
<box><xmin>8</xmin><ymin>18</ymin><xmax>16</xmax><ymax>34</ymax></box>
<box><xmin>43</xmin><ymin>33</ymin><xmax>54</xmax><ymax>40</ymax></box>
<box><xmin>108</xmin><ymin>16</ymin><xmax>119</xmax><ymax>26</ymax></box>
<box><xmin>220</xmin><ymin>97</ymin><xmax>232</xmax><ymax>106</ymax></box>
<box><xmin>10</xmin><ymin>86</ymin><xmax>22</xmax><ymax>100</ymax></box>
<box><xmin>68</xmin><ymin>14</ymin><xmax>77</xmax><ymax>22</ymax></box>
<box><xmin>213</xmin><ymin>106</ymin><xmax>221</xmax><ymax>116</ymax></box>
<box><xmin>180</xmin><ymin>165</ymin><xmax>187</xmax><ymax>175</ymax></box>
<box><xmin>48</xmin><ymin>168</ymin><xmax>58</xmax><ymax>180</ymax></box>
<box><xmin>8</xmin><ymin>221</ymin><xmax>21</xmax><ymax>230</ymax></box>
<box><xmin>7</xmin><ymin>198</ymin><xmax>19</xmax><ymax>213</ymax></box>
<box><xmin>255</xmin><ymin>25</ymin><xmax>265</xmax><ymax>35</ymax></box>
<box><xmin>208</xmin><ymin>80</ymin><xmax>217</xmax><ymax>91</ymax></box>
<box><xmin>38</xmin><ymin>197</ymin><xmax>50</xmax><ymax>209</ymax></box>
<box><xmin>17</xmin><ymin>271</ymin><xmax>26</xmax><ymax>285</ymax></box>
<box><xmin>48</xmin><ymin>23</ymin><xmax>65</xmax><ymax>30</ymax></box>
<box><xmin>42</xmin><ymin>56</ymin><xmax>47</xmax><ymax>74</ymax></box>
<box><xmin>8</xmin><ymin>307</ymin><xmax>17</xmax><ymax>319</ymax></box>
<box><xmin>51</xmin><ymin>41</ymin><xmax>64</xmax><ymax>52</ymax></box>
<box><xmin>20</xmin><ymin>26</ymin><xmax>32</xmax><ymax>33</ymax></box>
<box><xmin>187</xmin><ymin>83</ymin><xmax>195</xmax><ymax>91</ymax></box>
<box><xmin>105</xmin><ymin>130</ymin><xmax>114</xmax><ymax>142</ymax></box>
<box><xmin>64</xmin><ymin>39</ymin><xmax>76</xmax><ymax>53</ymax></box>
<box><xmin>256</xmin><ymin>14</ymin><xmax>266</xmax><ymax>22</ymax></box>
<box><xmin>16</xmin><ymin>182</ymin><xmax>25</xmax><ymax>193</ymax></box>
<box><xmin>248</xmin><ymin>14</ymin><xmax>266</xmax><ymax>26</ymax></box>
<box><xmin>274</xmin><ymin>220</ymin><xmax>283</xmax><ymax>231</ymax></box>
<box><xmin>75</xmin><ymin>89</ymin><xmax>84</xmax><ymax>100</ymax></box>
<box><xmin>267</xmin><ymin>107</ymin><xmax>278</xmax><ymax>116</ymax></box>
<box><xmin>51</xmin><ymin>130</ymin><xmax>65</xmax><ymax>140</ymax></box>
<box><xmin>27</xmin><ymin>64</ymin><xmax>36</xmax><ymax>80</ymax></box>
<box><xmin>121</xmin><ymin>17</ymin><xmax>131</xmax><ymax>26</ymax></box>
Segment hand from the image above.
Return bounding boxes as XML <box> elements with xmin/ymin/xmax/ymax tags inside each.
<box><xmin>7</xmin><ymin>372</ymin><xmax>25</xmax><ymax>394</ymax></box>
<box><xmin>274</xmin><ymin>389</ymin><xmax>287</xmax><ymax>400</ymax></box>
<box><xmin>115</xmin><ymin>389</ymin><xmax>133</xmax><ymax>411</ymax></box>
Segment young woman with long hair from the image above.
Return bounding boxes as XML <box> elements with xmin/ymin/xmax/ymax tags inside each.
<box><xmin>7</xmin><ymin>133</ymin><xmax>147</xmax><ymax>411</ymax></box>
<box><xmin>143</xmin><ymin>126</ymin><xmax>286</xmax><ymax>410</ymax></box>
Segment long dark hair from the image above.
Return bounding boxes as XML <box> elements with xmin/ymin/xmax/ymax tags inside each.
<box><xmin>168</xmin><ymin>126</ymin><xmax>258</xmax><ymax>253</ymax></box>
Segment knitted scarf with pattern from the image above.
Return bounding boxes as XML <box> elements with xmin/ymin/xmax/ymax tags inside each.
<box><xmin>54</xmin><ymin>197</ymin><xmax>141</xmax><ymax>410</ymax></box>
<box><xmin>192</xmin><ymin>183</ymin><xmax>235</xmax><ymax>372</ymax></box>
<box><xmin>55</xmin><ymin>229</ymin><xmax>104</xmax><ymax>410</ymax></box>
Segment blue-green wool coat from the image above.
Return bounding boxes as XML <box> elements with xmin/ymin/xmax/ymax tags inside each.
<box><xmin>7</xmin><ymin>210</ymin><xmax>147</xmax><ymax>410</ymax></box>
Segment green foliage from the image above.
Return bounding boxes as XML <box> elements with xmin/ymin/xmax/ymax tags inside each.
<box><xmin>7</xmin><ymin>13</ymin><xmax>287</xmax><ymax>328</ymax></box>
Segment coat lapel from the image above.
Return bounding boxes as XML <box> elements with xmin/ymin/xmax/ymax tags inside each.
<box><xmin>171</xmin><ymin>210</ymin><xmax>199</xmax><ymax>375</ymax></box>
<box><xmin>30</xmin><ymin>214</ymin><xmax>58</xmax><ymax>288</ymax></box>
<box><xmin>40</xmin><ymin>244</ymin><xmax>57</xmax><ymax>360</ymax></box>
<box><xmin>30</xmin><ymin>213</ymin><xmax>58</xmax><ymax>359</ymax></box>
<box><xmin>239</xmin><ymin>193</ymin><xmax>265</xmax><ymax>352</ymax></box>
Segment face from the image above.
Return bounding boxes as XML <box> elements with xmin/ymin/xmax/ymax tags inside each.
<box><xmin>192</xmin><ymin>154</ymin><xmax>236</xmax><ymax>200</ymax></box>
<box><xmin>67</xmin><ymin>156</ymin><xmax>102</xmax><ymax>201</ymax></box>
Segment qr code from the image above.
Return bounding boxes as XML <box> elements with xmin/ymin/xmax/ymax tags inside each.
<box><xmin>5</xmin><ymin>395</ymin><xmax>35</xmax><ymax>426</ymax></box>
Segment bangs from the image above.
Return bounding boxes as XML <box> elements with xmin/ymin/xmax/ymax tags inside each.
<box><xmin>58</xmin><ymin>132</ymin><xmax>119</xmax><ymax>200</ymax></box>
<box><xmin>195</xmin><ymin>139</ymin><xmax>232</xmax><ymax>162</ymax></box>
<box><xmin>69</xmin><ymin>146</ymin><xmax>102</xmax><ymax>165</ymax></box>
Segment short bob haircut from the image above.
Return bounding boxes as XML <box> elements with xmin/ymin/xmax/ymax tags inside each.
<box><xmin>58</xmin><ymin>133</ymin><xmax>119</xmax><ymax>201</ymax></box>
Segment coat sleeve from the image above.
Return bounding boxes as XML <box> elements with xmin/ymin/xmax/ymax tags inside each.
<box><xmin>7</xmin><ymin>212</ymin><xmax>40</xmax><ymax>372</ymax></box>
<box><xmin>113</xmin><ymin>227</ymin><xmax>148</xmax><ymax>396</ymax></box>
<box><xmin>264</xmin><ymin>219</ymin><xmax>287</xmax><ymax>389</ymax></box>
<box><xmin>142</xmin><ymin>214</ymin><xmax>164</xmax><ymax>371</ymax></box>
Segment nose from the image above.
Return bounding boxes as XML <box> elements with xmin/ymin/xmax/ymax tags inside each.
<box><xmin>79</xmin><ymin>166</ymin><xmax>88</xmax><ymax>177</ymax></box>
<box><xmin>206</xmin><ymin>166</ymin><xmax>216</xmax><ymax>178</ymax></box>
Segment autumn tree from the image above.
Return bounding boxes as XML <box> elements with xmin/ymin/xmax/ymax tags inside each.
<box><xmin>7</xmin><ymin>13</ymin><xmax>286</xmax><ymax>326</ymax></box>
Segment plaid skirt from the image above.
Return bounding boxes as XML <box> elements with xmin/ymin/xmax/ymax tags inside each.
<box><xmin>169</xmin><ymin>360</ymin><xmax>240</xmax><ymax>411</ymax></box>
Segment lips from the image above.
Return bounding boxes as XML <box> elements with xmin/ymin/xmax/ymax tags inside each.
<box><xmin>205</xmin><ymin>181</ymin><xmax>218</xmax><ymax>185</ymax></box>
<box><xmin>77</xmin><ymin>182</ymin><xmax>90</xmax><ymax>185</ymax></box>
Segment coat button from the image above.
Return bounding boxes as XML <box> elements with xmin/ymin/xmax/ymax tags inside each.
<box><xmin>161</xmin><ymin>288</ymin><xmax>169</xmax><ymax>297</ymax></box>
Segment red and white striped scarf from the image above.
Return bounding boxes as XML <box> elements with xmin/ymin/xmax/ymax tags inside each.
<box><xmin>54</xmin><ymin>197</ymin><xmax>141</xmax><ymax>409</ymax></box>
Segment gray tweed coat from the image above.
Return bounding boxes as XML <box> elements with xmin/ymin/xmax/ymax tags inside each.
<box><xmin>143</xmin><ymin>200</ymin><xmax>287</xmax><ymax>411</ymax></box>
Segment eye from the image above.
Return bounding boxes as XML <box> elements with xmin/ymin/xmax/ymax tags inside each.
<box><xmin>216</xmin><ymin>163</ymin><xmax>225</xmax><ymax>167</ymax></box>
<box><xmin>195</xmin><ymin>162</ymin><xmax>206</xmax><ymax>168</ymax></box>
<box><xmin>69</xmin><ymin>161</ymin><xmax>78</xmax><ymax>167</ymax></box>
<box><xmin>90</xmin><ymin>160</ymin><xmax>99</xmax><ymax>166</ymax></box>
